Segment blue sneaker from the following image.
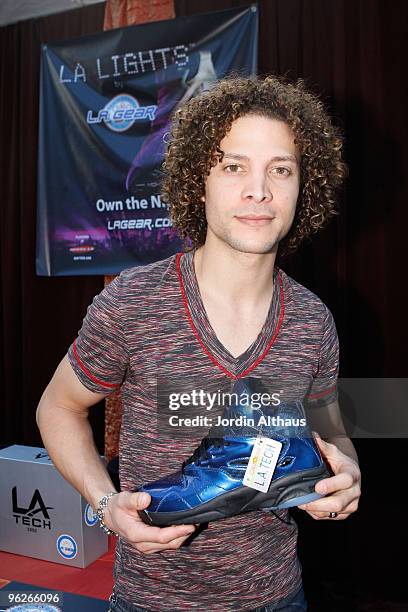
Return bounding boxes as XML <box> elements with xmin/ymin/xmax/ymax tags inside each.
<box><xmin>138</xmin><ymin>379</ymin><xmax>331</xmax><ymax>526</ymax></box>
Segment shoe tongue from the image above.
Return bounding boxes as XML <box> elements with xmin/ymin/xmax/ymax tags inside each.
<box><xmin>220</xmin><ymin>379</ymin><xmax>306</xmax><ymax>440</ymax></box>
<box><xmin>221</xmin><ymin>379</ymin><xmax>265</xmax><ymax>437</ymax></box>
<box><xmin>183</xmin><ymin>436</ymin><xmax>221</xmax><ymax>467</ymax></box>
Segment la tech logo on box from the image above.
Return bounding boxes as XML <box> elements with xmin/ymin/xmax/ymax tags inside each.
<box><xmin>12</xmin><ymin>486</ymin><xmax>54</xmax><ymax>531</ymax></box>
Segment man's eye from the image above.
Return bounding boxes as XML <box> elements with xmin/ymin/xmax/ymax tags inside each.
<box><xmin>272</xmin><ymin>167</ymin><xmax>292</xmax><ymax>176</ymax></box>
<box><xmin>224</xmin><ymin>164</ymin><xmax>243</xmax><ymax>173</ymax></box>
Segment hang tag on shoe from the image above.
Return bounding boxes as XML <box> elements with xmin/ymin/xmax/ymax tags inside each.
<box><xmin>243</xmin><ymin>437</ymin><xmax>282</xmax><ymax>493</ymax></box>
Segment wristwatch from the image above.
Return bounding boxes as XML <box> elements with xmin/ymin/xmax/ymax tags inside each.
<box><xmin>96</xmin><ymin>492</ymin><xmax>119</xmax><ymax>536</ymax></box>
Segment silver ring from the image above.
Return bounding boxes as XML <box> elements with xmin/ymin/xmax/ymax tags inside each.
<box><xmin>329</xmin><ymin>511</ymin><xmax>338</xmax><ymax>519</ymax></box>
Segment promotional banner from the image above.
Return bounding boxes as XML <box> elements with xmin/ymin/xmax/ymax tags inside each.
<box><xmin>36</xmin><ymin>6</ymin><xmax>258</xmax><ymax>276</ymax></box>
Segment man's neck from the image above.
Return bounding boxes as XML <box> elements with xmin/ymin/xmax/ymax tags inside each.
<box><xmin>194</xmin><ymin>241</ymin><xmax>277</xmax><ymax>309</ymax></box>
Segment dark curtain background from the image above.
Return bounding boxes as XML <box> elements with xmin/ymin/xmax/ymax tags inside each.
<box><xmin>1</xmin><ymin>1</ymin><xmax>407</xmax><ymax>609</ymax></box>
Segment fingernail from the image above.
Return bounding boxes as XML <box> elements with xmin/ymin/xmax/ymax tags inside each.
<box><xmin>139</xmin><ymin>493</ymin><xmax>149</xmax><ymax>505</ymax></box>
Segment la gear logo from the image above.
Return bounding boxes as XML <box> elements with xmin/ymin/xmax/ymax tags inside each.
<box><xmin>12</xmin><ymin>486</ymin><xmax>53</xmax><ymax>530</ymax></box>
<box><xmin>86</xmin><ymin>94</ymin><xmax>157</xmax><ymax>132</ymax></box>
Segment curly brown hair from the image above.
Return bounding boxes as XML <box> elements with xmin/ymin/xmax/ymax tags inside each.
<box><xmin>161</xmin><ymin>75</ymin><xmax>347</xmax><ymax>254</ymax></box>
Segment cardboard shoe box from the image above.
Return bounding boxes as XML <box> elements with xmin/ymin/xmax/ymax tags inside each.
<box><xmin>0</xmin><ymin>445</ymin><xmax>108</xmax><ymax>567</ymax></box>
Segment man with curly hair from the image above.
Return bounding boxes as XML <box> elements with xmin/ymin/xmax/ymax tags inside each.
<box><xmin>37</xmin><ymin>76</ymin><xmax>361</xmax><ymax>612</ymax></box>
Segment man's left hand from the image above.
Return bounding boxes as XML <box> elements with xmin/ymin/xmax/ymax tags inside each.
<box><xmin>297</xmin><ymin>432</ymin><xmax>361</xmax><ymax>520</ymax></box>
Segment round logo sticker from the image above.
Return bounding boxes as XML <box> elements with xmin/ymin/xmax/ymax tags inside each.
<box><xmin>84</xmin><ymin>503</ymin><xmax>98</xmax><ymax>527</ymax></box>
<box><xmin>56</xmin><ymin>534</ymin><xmax>77</xmax><ymax>559</ymax></box>
<box><xmin>103</xmin><ymin>94</ymin><xmax>140</xmax><ymax>132</ymax></box>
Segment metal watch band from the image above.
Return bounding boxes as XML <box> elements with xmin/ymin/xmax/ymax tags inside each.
<box><xmin>96</xmin><ymin>492</ymin><xmax>119</xmax><ymax>536</ymax></box>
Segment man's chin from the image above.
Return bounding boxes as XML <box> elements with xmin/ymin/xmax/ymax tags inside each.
<box><xmin>225</xmin><ymin>237</ymin><xmax>280</xmax><ymax>255</ymax></box>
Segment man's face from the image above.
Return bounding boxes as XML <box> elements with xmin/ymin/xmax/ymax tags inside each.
<box><xmin>203</xmin><ymin>114</ymin><xmax>300</xmax><ymax>255</ymax></box>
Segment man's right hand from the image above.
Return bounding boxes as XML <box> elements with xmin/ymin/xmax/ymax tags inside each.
<box><xmin>36</xmin><ymin>357</ymin><xmax>197</xmax><ymax>555</ymax></box>
<box><xmin>103</xmin><ymin>491</ymin><xmax>197</xmax><ymax>554</ymax></box>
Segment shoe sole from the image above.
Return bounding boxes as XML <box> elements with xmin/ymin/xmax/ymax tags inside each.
<box><xmin>138</xmin><ymin>464</ymin><xmax>330</xmax><ymax>526</ymax></box>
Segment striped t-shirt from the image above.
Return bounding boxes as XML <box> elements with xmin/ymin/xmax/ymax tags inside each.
<box><xmin>68</xmin><ymin>249</ymin><xmax>339</xmax><ymax>612</ymax></box>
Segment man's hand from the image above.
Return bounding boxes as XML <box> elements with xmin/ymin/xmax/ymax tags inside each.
<box><xmin>298</xmin><ymin>432</ymin><xmax>361</xmax><ymax>520</ymax></box>
<box><xmin>103</xmin><ymin>491</ymin><xmax>197</xmax><ymax>554</ymax></box>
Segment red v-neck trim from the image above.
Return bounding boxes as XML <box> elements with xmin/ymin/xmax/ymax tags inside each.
<box><xmin>176</xmin><ymin>251</ymin><xmax>285</xmax><ymax>380</ymax></box>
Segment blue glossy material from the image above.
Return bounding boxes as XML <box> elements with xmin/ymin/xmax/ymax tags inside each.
<box><xmin>139</xmin><ymin>378</ymin><xmax>325</xmax><ymax>514</ymax></box>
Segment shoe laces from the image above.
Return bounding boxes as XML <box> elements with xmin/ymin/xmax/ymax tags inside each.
<box><xmin>183</xmin><ymin>437</ymin><xmax>227</xmax><ymax>469</ymax></box>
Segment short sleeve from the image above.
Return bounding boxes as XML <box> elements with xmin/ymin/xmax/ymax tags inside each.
<box><xmin>308</xmin><ymin>305</ymin><xmax>339</xmax><ymax>406</ymax></box>
<box><xmin>68</xmin><ymin>274</ymin><xmax>128</xmax><ymax>395</ymax></box>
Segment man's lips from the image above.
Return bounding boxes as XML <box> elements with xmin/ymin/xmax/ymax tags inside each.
<box><xmin>235</xmin><ymin>215</ymin><xmax>274</xmax><ymax>226</ymax></box>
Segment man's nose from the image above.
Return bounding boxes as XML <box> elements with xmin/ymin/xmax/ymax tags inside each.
<box><xmin>241</xmin><ymin>171</ymin><xmax>273</xmax><ymax>203</ymax></box>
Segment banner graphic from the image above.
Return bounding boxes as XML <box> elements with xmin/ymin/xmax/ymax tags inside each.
<box><xmin>36</xmin><ymin>6</ymin><xmax>258</xmax><ymax>275</ymax></box>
